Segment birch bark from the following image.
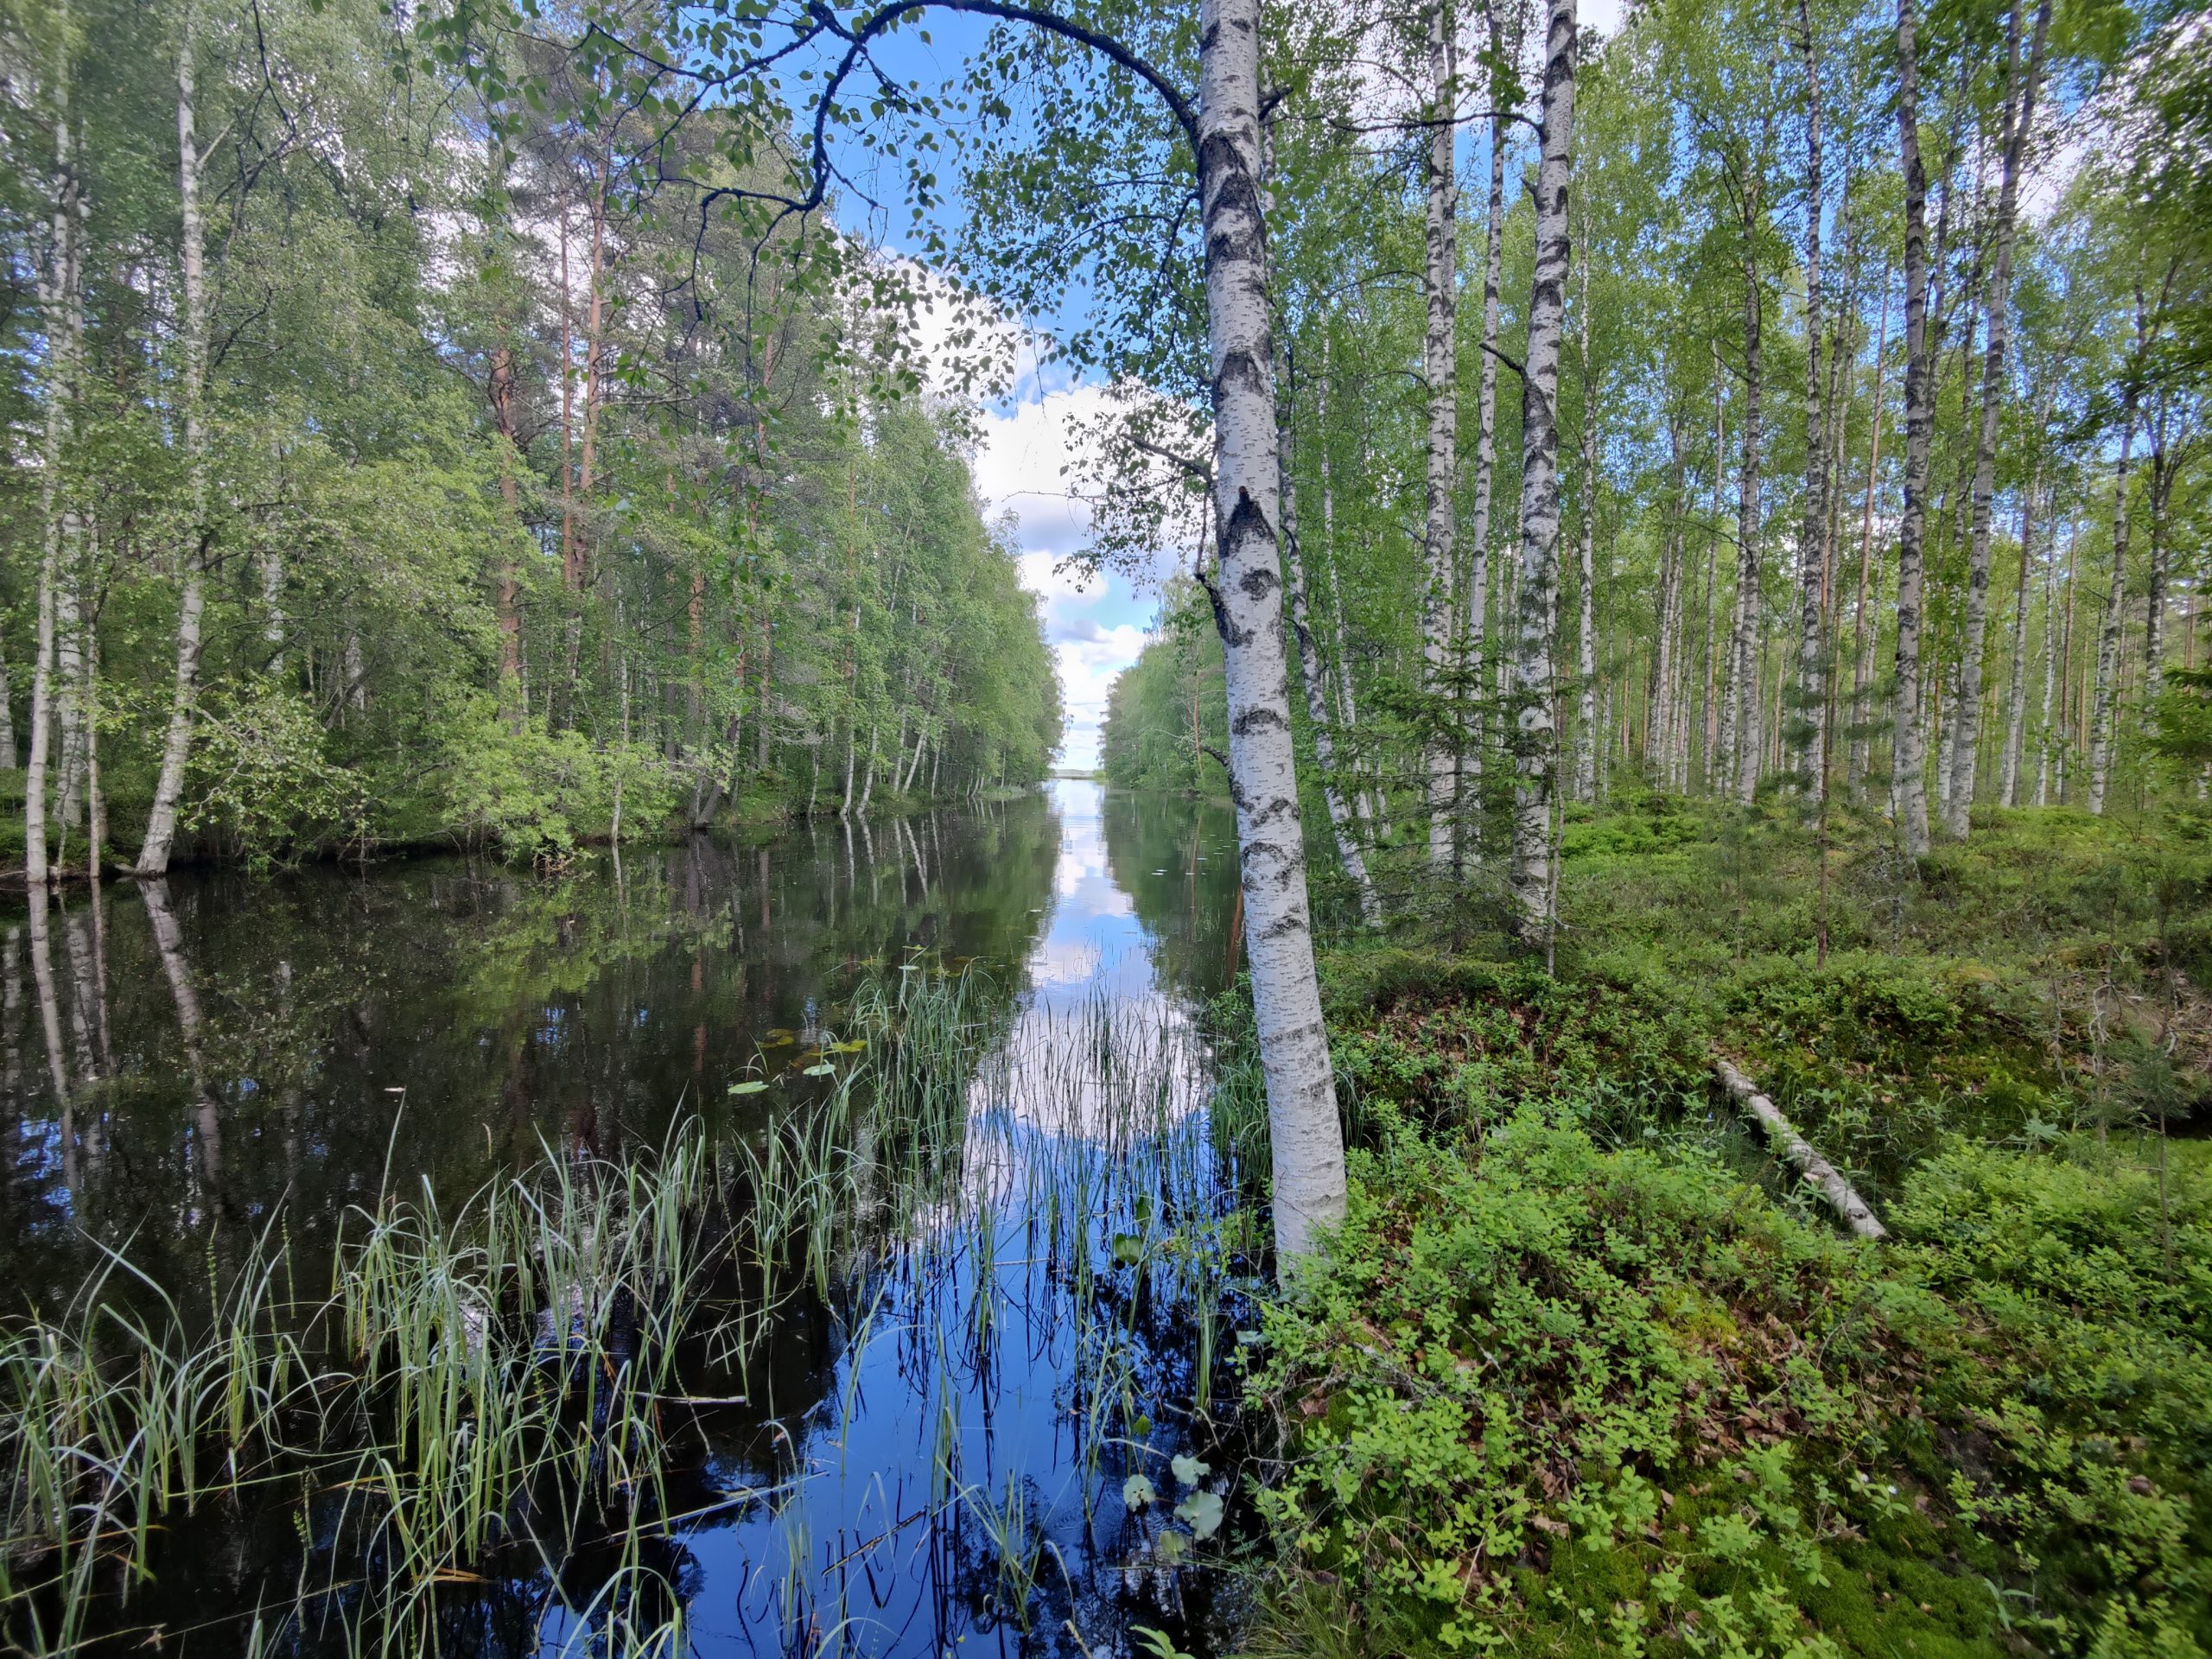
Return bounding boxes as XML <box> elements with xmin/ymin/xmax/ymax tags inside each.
<box><xmin>2087</xmin><ymin>391</ymin><xmax>2136</xmax><ymax>815</ymax></box>
<box><xmin>1792</xmin><ymin>0</ymin><xmax>1828</xmax><ymax>789</ymax></box>
<box><xmin>138</xmin><ymin>0</ymin><xmax>210</xmax><ymax>875</ymax></box>
<box><xmin>1574</xmin><ymin>226</ymin><xmax>1598</xmax><ymax>803</ymax></box>
<box><xmin>1508</xmin><ymin>0</ymin><xmax>1577</xmax><ymax>936</ymax></box>
<box><xmin>28</xmin><ymin>33</ymin><xmax>79</xmax><ymax>889</ymax></box>
<box><xmin>1421</xmin><ymin>0</ymin><xmax>1460</xmax><ymax>867</ymax></box>
<box><xmin>1942</xmin><ymin>0</ymin><xmax>2050</xmax><ymax>836</ymax></box>
<box><xmin>1197</xmin><ymin>0</ymin><xmax>1344</xmax><ymax>1259</ymax></box>
<box><xmin>1892</xmin><ymin>0</ymin><xmax>1936</xmax><ymax>855</ymax></box>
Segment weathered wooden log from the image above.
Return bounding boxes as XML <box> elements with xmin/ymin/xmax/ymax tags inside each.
<box><xmin>1713</xmin><ymin>1057</ymin><xmax>1888</xmax><ymax>1241</ymax></box>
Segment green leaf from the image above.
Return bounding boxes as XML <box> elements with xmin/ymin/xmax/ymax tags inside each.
<box><xmin>1173</xmin><ymin>1490</ymin><xmax>1224</xmax><ymax>1541</ymax></box>
<box><xmin>1170</xmin><ymin>1452</ymin><xmax>1210</xmax><ymax>1487</ymax></box>
<box><xmin>727</xmin><ymin>1080</ymin><xmax>769</xmax><ymax>1095</ymax></box>
<box><xmin>803</xmin><ymin>1064</ymin><xmax>835</xmax><ymax>1077</ymax></box>
<box><xmin>1122</xmin><ymin>1472</ymin><xmax>1157</xmax><ymax>1510</ymax></box>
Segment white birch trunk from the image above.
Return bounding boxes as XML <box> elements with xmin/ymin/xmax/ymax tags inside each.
<box><xmin>1280</xmin><ymin>352</ymin><xmax>1381</xmax><ymax>925</ymax></box>
<box><xmin>1198</xmin><ymin>0</ymin><xmax>1344</xmax><ymax>1262</ymax></box>
<box><xmin>1509</xmin><ymin>0</ymin><xmax>1577</xmax><ymax>936</ymax></box>
<box><xmin>2034</xmin><ymin>515</ymin><xmax>2063</xmax><ymax>805</ymax></box>
<box><xmin>28</xmin><ymin>41</ymin><xmax>79</xmax><ymax>889</ymax></box>
<box><xmin>1421</xmin><ymin>0</ymin><xmax>1460</xmax><ymax>868</ymax></box>
<box><xmin>137</xmin><ymin>0</ymin><xmax>209</xmax><ymax>875</ymax></box>
<box><xmin>1943</xmin><ymin>0</ymin><xmax>2050</xmax><ymax>837</ymax></box>
<box><xmin>2087</xmin><ymin>404</ymin><xmax>2135</xmax><ymax>815</ymax></box>
<box><xmin>1464</xmin><ymin>2</ymin><xmax>1510</xmax><ymax>831</ymax></box>
<box><xmin>1892</xmin><ymin>0</ymin><xmax>1936</xmax><ymax>855</ymax></box>
<box><xmin>1999</xmin><ymin>461</ymin><xmax>2041</xmax><ymax>806</ymax></box>
<box><xmin>1574</xmin><ymin>231</ymin><xmax>1598</xmax><ymax>804</ymax></box>
<box><xmin>1792</xmin><ymin>0</ymin><xmax>1828</xmax><ymax>791</ymax></box>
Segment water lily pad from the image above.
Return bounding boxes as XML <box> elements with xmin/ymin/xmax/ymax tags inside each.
<box><xmin>1154</xmin><ymin>1530</ymin><xmax>1189</xmax><ymax>1566</ymax></box>
<box><xmin>1110</xmin><ymin>1234</ymin><xmax>1144</xmax><ymax>1266</ymax></box>
<box><xmin>1121</xmin><ymin>1473</ymin><xmax>1157</xmax><ymax>1510</ymax></box>
<box><xmin>727</xmin><ymin>1080</ymin><xmax>769</xmax><ymax>1096</ymax></box>
<box><xmin>1170</xmin><ymin>1453</ymin><xmax>1209</xmax><ymax>1487</ymax></box>
<box><xmin>898</xmin><ymin>964</ymin><xmax>921</xmax><ymax>973</ymax></box>
<box><xmin>802</xmin><ymin>1064</ymin><xmax>835</xmax><ymax>1078</ymax></box>
<box><xmin>1173</xmin><ymin>1490</ymin><xmax>1224</xmax><ymax>1540</ymax></box>
<box><xmin>760</xmin><ymin>1029</ymin><xmax>798</xmax><ymax>1046</ymax></box>
<box><xmin>1128</xmin><ymin>1413</ymin><xmax>1153</xmax><ymax>1437</ymax></box>
<box><xmin>830</xmin><ymin>1039</ymin><xmax>867</xmax><ymax>1053</ymax></box>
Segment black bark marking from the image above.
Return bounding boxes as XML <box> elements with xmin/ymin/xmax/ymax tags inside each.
<box><xmin>1231</xmin><ymin>706</ymin><xmax>1288</xmax><ymax>736</ymax></box>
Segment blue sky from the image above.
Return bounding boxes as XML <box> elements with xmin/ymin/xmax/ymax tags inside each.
<box><xmin>810</xmin><ymin>0</ymin><xmax>1624</xmax><ymax>768</ymax></box>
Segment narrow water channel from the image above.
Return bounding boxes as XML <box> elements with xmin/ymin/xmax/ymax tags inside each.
<box><xmin>2</xmin><ymin>781</ymin><xmax>1260</xmax><ymax>1658</ymax></box>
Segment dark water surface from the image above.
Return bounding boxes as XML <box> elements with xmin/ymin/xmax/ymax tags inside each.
<box><xmin>2</xmin><ymin>782</ymin><xmax>1256</xmax><ymax>1658</ymax></box>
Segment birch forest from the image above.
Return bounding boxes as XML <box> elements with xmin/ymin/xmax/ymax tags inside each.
<box><xmin>3</xmin><ymin>0</ymin><xmax>2212</xmax><ymax>1655</ymax></box>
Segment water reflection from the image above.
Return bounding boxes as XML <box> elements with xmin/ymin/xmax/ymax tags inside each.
<box><xmin>2</xmin><ymin>782</ymin><xmax>1255</xmax><ymax>1657</ymax></box>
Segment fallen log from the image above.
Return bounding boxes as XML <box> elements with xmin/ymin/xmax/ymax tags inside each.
<box><xmin>1713</xmin><ymin>1057</ymin><xmax>1888</xmax><ymax>1241</ymax></box>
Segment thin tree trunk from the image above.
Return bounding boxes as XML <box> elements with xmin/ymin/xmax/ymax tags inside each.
<box><xmin>1574</xmin><ymin>225</ymin><xmax>1598</xmax><ymax>804</ymax></box>
<box><xmin>1280</xmin><ymin>346</ymin><xmax>1381</xmax><ymax>926</ymax></box>
<box><xmin>1509</xmin><ymin>0</ymin><xmax>1577</xmax><ymax>938</ymax></box>
<box><xmin>1999</xmin><ymin>463</ymin><xmax>2042</xmax><ymax>806</ymax></box>
<box><xmin>1729</xmin><ymin>156</ymin><xmax>1766</xmax><ymax>806</ymax></box>
<box><xmin>1943</xmin><ymin>0</ymin><xmax>2050</xmax><ymax>837</ymax></box>
<box><xmin>1849</xmin><ymin>274</ymin><xmax>1891</xmax><ymax>793</ymax></box>
<box><xmin>2034</xmin><ymin>512</ymin><xmax>2064</xmax><ymax>805</ymax></box>
<box><xmin>1197</xmin><ymin>0</ymin><xmax>1344</xmax><ymax>1262</ymax></box>
<box><xmin>140</xmin><ymin>2</ymin><xmax>209</xmax><ymax>876</ymax></box>
<box><xmin>1792</xmin><ymin>0</ymin><xmax>1828</xmax><ymax>789</ymax></box>
<box><xmin>2087</xmin><ymin>379</ymin><xmax>2138</xmax><ymax>815</ymax></box>
<box><xmin>1892</xmin><ymin>0</ymin><xmax>1936</xmax><ymax>855</ymax></box>
<box><xmin>2143</xmin><ymin>380</ymin><xmax>2177</xmax><ymax>721</ymax></box>
<box><xmin>26</xmin><ymin>36</ymin><xmax>79</xmax><ymax>888</ymax></box>
<box><xmin>1421</xmin><ymin>0</ymin><xmax>1460</xmax><ymax>868</ymax></box>
<box><xmin>1465</xmin><ymin>0</ymin><xmax>1510</xmax><ymax>837</ymax></box>
<box><xmin>489</xmin><ymin>342</ymin><xmax>527</xmax><ymax>731</ymax></box>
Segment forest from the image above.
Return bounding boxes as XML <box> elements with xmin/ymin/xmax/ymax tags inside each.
<box><xmin>2</xmin><ymin>0</ymin><xmax>1063</xmax><ymax>876</ymax></box>
<box><xmin>3</xmin><ymin>0</ymin><xmax>2212</xmax><ymax>1652</ymax></box>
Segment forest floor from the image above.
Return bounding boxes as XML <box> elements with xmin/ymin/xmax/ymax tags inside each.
<box><xmin>1235</xmin><ymin>796</ymin><xmax>2212</xmax><ymax>1659</ymax></box>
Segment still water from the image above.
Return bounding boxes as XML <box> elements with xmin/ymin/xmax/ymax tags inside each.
<box><xmin>2</xmin><ymin>781</ymin><xmax>1256</xmax><ymax>1657</ymax></box>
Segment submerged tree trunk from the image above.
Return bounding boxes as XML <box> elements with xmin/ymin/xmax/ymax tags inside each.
<box><xmin>1943</xmin><ymin>0</ymin><xmax>2050</xmax><ymax>838</ymax></box>
<box><xmin>1421</xmin><ymin>0</ymin><xmax>1460</xmax><ymax>868</ymax></box>
<box><xmin>1196</xmin><ymin>0</ymin><xmax>1344</xmax><ymax>1262</ymax></box>
<box><xmin>1509</xmin><ymin>0</ymin><xmax>1577</xmax><ymax>938</ymax></box>
<box><xmin>139</xmin><ymin>0</ymin><xmax>209</xmax><ymax>876</ymax></box>
<box><xmin>1892</xmin><ymin>0</ymin><xmax>1936</xmax><ymax>856</ymax></box>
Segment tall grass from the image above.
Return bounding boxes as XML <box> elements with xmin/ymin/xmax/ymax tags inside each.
<box><xmin>3</xmin><ymin>966</ymin><xmax>1260</xmax><ymax>1656</ymax></box>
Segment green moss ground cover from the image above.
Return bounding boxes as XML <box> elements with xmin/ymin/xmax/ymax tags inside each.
<box><xmin>1236</xmin><ymin>801</ymin><xmax>2212</xmax><ymax>1659</ymax></box>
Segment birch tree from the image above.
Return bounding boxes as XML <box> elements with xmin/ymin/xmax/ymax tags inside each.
<box><xmin>1509</xmin><ymin>0</ymin><xmax>1577</xmax><ymax>936</ymax></box>
<box><xmin>1942</xmin><ymin>0</ymin><xmax>2050</xmax><ymax>838</ymax></box>
<box><xmin>1891</xmin><ymin>0</ymin><xmax>1936</xmax><ymax>855</ymax></box>
<box><xmin>137</xmin><ymin>0</ymin><xmax>211</xmax><ymax>876</ymax></box>
<box><xmin>1420</xmin><ymin>0</ymin><xmax>1463</xmax><ymax>866</ymax></box>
